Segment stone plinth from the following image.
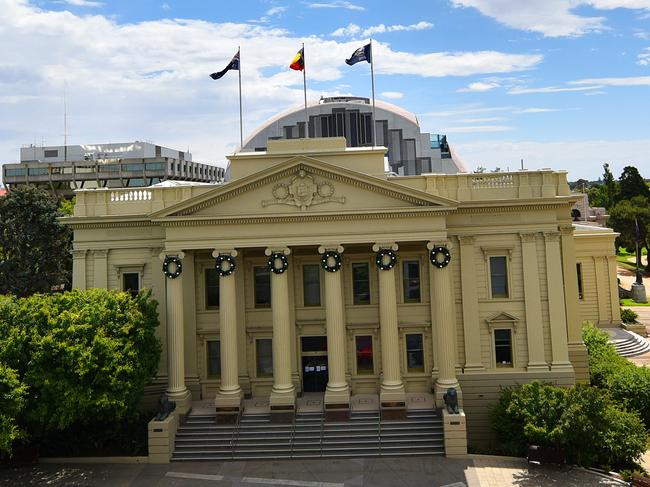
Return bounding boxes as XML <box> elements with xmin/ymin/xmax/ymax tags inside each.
<box><xmin>148</xmin><ymin>413</ymin><xmax>179</xmax><ymax>464</ymax></box>
<box><xmin>442</xmin><ymin>409</ymin><xmax>467</xmax><ymax>457</ymax></box>
<box><xmin>632</xmin><ymin>283</ymin><xmax>648</xmax><ymax>304</ymax></box>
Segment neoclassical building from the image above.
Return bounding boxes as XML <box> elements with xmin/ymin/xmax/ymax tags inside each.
<box><xmin>66</xmin><ymin>135</ymin><xmax>620</xmax><ymax>460</ymax></box>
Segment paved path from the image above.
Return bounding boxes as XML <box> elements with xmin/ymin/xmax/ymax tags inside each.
<box><xmin>0</xmin><ymin>457</ymin><xmax>625</xmax><ymax>486</ymax></box>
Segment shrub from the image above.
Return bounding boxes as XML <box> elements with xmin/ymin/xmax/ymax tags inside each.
<box><xmin>621</xmin><ymin>308</ymin><xmax>639</xmax><ymax>324</ymax></box>
<box><xmin>0</xmin><ymin>363</ymin><xmax>27</xmax><ymax>456</ymax></box>
<box><xmin>583</xmin><ymin>323</ymin><xmax>650</xmax><ymax>428</ymax></box>
<box><xmin>490</xmin><ymin>381</ymin><xmax>647</xmax><ymax>469</ymax></box>
<box><xmin>0</xmin><ymin>289</ymin><xmax>161</xmax><ymax>451</ymax></box>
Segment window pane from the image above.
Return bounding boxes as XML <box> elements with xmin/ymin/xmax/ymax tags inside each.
<box><xmin>256</xmin><ymin>338</ymin><xmax>273</xmax><ymax>377</ymax></box>
<box><xmin>402</xmin><ymin>261</ymin><xmax>421</xmax><ymax>303</ymax></box>
<box><xmin>352</xmin><ymin>263</ymin><xmax>370</xmax><ymax>305</ymax></box>
<box><xmin>254</xmin><ymin>266</ymin><xmax>271</xmax><ymax>308</ymax></box>
<box><xmin>576</xmin><ymin>263</ymin><xmax>584</xmax><ymax>300</ymax></box>
<box><xmin>122</xmin><ymin>272</ymin><xmax>139</xmax><ymax>298</ymax></box>
<box><xmin>205</xmin><ymin>268</ymin><xmax>219</xmax><ymax>308</ymax></box>
<box><xmin>490</xmin><ymin>256</ymin><xmax>509</xmax><ymax>298</ymax></box>
<box><xmin>355</xmin><ymin>335</ymin><xmax>374</xmax><ymax>374</ymax></box>
<box><xmin>406</xmin><ymin>333</ymin><xmax>424</xmax><ymax>372</ymax></box>
<box><xmin>303</xmin><ymin>264</ymin><xmax>321</xmax><ymax>307</ymax></box>
<box><xmin>207</xmin><ymin>340</ymin><xmax>221</xmax><ymax>377</ymax></box>
<box><xmin>495</xmin><ymin>329</ymin><xmax>512</xmax><ymax>366</ymax></box>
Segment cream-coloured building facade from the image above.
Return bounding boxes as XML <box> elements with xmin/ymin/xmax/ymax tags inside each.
<box><xmin>66</xmin><ymin>137</ymin><xmax>621</xmax><ymax>453</ymax></box>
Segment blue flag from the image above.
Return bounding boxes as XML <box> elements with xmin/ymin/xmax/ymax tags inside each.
<box><xmin>345</xmin><ymin>43</ymin><xmax>371</xmax><ymax>65</ymax></box>
<box><xmin>210</xmin><ymin>51</ymin><xmax>240</xmax><ymax>80</ymax></box>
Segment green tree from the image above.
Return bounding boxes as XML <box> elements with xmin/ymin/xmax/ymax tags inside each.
<box><xmin>0</xmin><ymin>186</ymin><xmax>72</xmax><ymax>296</ymax></box>
<box><xmin>602</xmin><ymin>163</ymin><xmax>618</xmax><ymax>208</ymax></box>
<box><xmin>608</xmin><ymin>195</ymin><xmax>650</xmax><ymax>270</ymax></box>
<box><xmin>0</xmin><ymin>289</ymin><xmax>161</xmax><ymax>445</ymax></box>
<box><xmin>0</xmin><ymin>362</ymin><xmax>27</xmax><ymax>456</ymax></box>
<box><xmin>617</xmin><ymin>166</ymin><xmax>650</xmax><ymax>203</ymax></box>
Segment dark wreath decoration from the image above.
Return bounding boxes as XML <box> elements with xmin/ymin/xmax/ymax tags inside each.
<box><xmin>375</xmin><ymin>248</ymin><xmax>397</xmax><ymax>271</ymax></box>
<box><xmin>267</xmin><ymin>252</ymin><xmax>289</xmax><ymax>274</ymax></box>
<box><xmin>321</xmin><ymin>250</ymin><xmax>342</xmax><ymax>273</ymax></box>
<box><xmin>429</xmin><ymin>246</ymin><xmax>451</xmax><ymax>268</ymax></box>
<box><xmin>163</xmin><ymin>256</ymin><xmax>183</xmax><ymax>279</ymax></box>
<box><xmin>215</xmin><ymin>254</ymin><xmax>236</xmax><ymax>277</ymax></box>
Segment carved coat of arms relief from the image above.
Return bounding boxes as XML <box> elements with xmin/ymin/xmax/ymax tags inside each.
<box><xmin>261</xmin><ymin>170</ymin><xmax>346</xmax><ymax>211</ymax></box>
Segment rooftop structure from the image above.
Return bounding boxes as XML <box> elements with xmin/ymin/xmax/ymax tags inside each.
<box><xmin>242</xmin><ymin>96</ymin><xmax>467</xmax><ymax>176</ymax></box>
<box><xmin>2</xmin><ymin>141</ymin><xmax>224</xmax><ymax>197</ymax></box>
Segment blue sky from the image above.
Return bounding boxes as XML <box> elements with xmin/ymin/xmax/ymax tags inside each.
<box><xmin>1</xmin><ymin>0</ymin><xmax>650</xmax><ymax>180</ymax></box>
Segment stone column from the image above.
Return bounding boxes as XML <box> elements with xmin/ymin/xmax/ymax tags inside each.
<box><xmin>520</xmin><ymin>233</ymin><xmax>548</xmax><ymax>370</ymax></box>
<box><xmin>457</xmin><ymin>236</ymin><xmax>483</xmax><ymax>371</ymax></box>
<box><xmin>428</xmin><ymin>241</ymin><xmax>461</xmax><ymax>408</ymax></box>
<box><xmin>559</xmin><ymin>224</ymin><xmax>589</xmax><ymax>382</ymax></box>
<box><xmin>319</xmin><ymin>245</ymin><xmax>350</xmax><ymax>421</ymax></box>
<box><xmin>373</xmin><ymin>242</ymin><xmax>406</xmax><ymax>419</ymax></box>
<box><xmin>94</xmin><ymin>249</ymin><xmax>108</xmax><ymax>289</ymax></box>
<box><xmin>213</xmin><ymin>250</ymin><xmax>243</xmax><ymax>424</ymax></box>
<box><xmin>266</xmin><ymin>247</ymin><xmax>296</xmax><ymax>422</ymax></box>
<box><xmin>607</xmin><ymin>256</ymin><xmax>622</xmax><ymax>324</ymax></box>
<box><xmin>594</xmin><ymin>256</ymin><xmax>609</xmax><ymax>324</ymax></box>
<box><xmin>72</xmin><ymin>249</ymin><xmax>87</xmax><ymax>290</ymax></box>
<box><xmin>543</xmin><ymin>233</ymin><xmax>572</xmax><ymax>370</ymax></box>
<box><xmin>161</xmin><ymin>252</ymin><xmax>192</xmax><ymax>414</ymax></box>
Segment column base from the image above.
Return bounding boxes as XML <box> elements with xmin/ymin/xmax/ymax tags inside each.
<box><xmin>568</xmin><ymin>341</ymin><xmax>589</xmax><ymax>383</ymax></box>
<box><xmin>215</xmin><ymin>390</ymin><xmax>244</xmax><ymax>424</ymax></box>
<box><xmin>434</xmin><ymin>381</ymin><xmax>462</xmax><ymax>410</ymax></box>
<box><xmin>166</xmin><ymin>389</ymin><xmax>192</xmax><ymax>416</ymax></box>
<box><xmin>380</xmin><ymin>388</ymin><xmax>406</xmax><ymax>420</ymax></box>
<box><xmin>462</xmin><ymin>363</ymin><xmax>485</xmax><ymax>372</ymax></box>
<box><xmin>324</xmin><ymin>388</ymin><xmax>350</xmax><ymax>422</ymax></box>
<box><xmin>550</xmin><ymin>362</ymin><xmax>574</xmax><ymax>372</ymax></box>
<box><xmin>527</xmin><ymin>362</ymin><xmax>550</xmax><ymax>372</ymax></box>
<box><xmin>270</xmin><ymin>389</ymin><xmax>296</xmax><ymax>423</ymax></box>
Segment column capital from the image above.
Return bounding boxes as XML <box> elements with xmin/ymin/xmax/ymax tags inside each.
<box><xmin>559</xmin><ymin>224</ymin><xmax>574</xmax><ymax>236</ymax></box>
<box><xmin>519</xmin><ymin>232</ymin><xmax>538</xmax><ymax>243</ymax></box>
<box><xmin>427</xmin><ymin>240</ymin><xmax>453</xmax><ymax>251</ymax></box>
<box><xmin>212</xmin><ymin>249</ymin><xmax>238</xmax><ymax>258</ymax></box>
<box><xmin>457</xmin><ymin>235</ymin><xmax>475</xmax><ymax>245</ymax></box>
<box><xmin>318</xmin><ymin>244</ymin><xmax>344</xmax><ymax>254</ymax></box>
<box><xmin>264</xmin><ymin>247</ymin><xmax>290</xmax><ymax>256</ymax></box>
<box><xmin>159</xmin><ymin>251</ymin><xmax>185</xmax><ymax>261</ymax></box>
<box><xmin>372</xmin><ymin>242</ymin><xmax>398</xmax><ymax>252</ymax></box>
<box><xmin>543</xmin><ymin>232</ymin><xmax>561</xmax><ymax>242</ymax></box>
<box><xmin>72</xmin><ymin>249</ymin><xmax>87</xmax><ymax>259</ymax></box>
<box><xmin>94</xmin><ymin>249</ymin><xmax>109</xmax><ymax>258</ymax></box>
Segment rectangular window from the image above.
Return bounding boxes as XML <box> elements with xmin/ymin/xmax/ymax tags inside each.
<box><xmin>124</xmin><ymin>163</ymin><xmax>144</xmax><ymax>172</ymax></box>
<box><xmin>494</xmin><ymin>329</ymin><xmax>513</xmax><ymax>367</ymax></box>
<box><xmin>576</xmin><ymin>263</ymin><xmax>584</xmax><ymax>300</ymax></box>
<box><xmin>122</xmin><ymin>272</ymin><xmax>140</xmax><ymax>298</ymax></box>
<box><xmin>352</xmin><ymin>263</ymin><xmax>370</xmax><ymax>305</ymax></box>
<box><xmin>205</xmin><ymin>268</ymin><xmax>219</xmax><ymax>308</ymax></box>
<box><xmin>44</xmin><ymin>149</ymin><xmax>58</xmax><ymax>158</ymax></box>
<box><xmin>5</xmin><ymin>168</ymin><xmax>26</xmax><ymax>176</ymax></box>
<box><xmin>28</xmin><ymin>168</ymin><xmax>48</xmax><ymax>176</ymax></box>
<box><xmin>302</xmin><ymin>264</ymin><xmax>321</xmax><ymax>307</ymax></box>
<box><xmin>406</xmin><ymin>333</ymin><xmax>424</xmax><ymax>373</ymax></box>
<box><xmin>145</xmin><ymin>162</ymin><xmax>166</xmax><ymax>171</ymax></box>
<box><xmin>207</xmin><ymin>340</ymin><xmax>221</xmax><ymax>378</ymax></box>
<box><xmin>355</xmin><ymin>335</ymin><xmax>374</xmax><ymax>374</ymax></box>
<box><xmin>402</xmin><ymin>260</ymin><xmax>421</xmax><ymax>303</ymax></box>
<box><xmin>256</xmin><ymin>338</ymin><xmax>273</xmax><ymax>377</ymax></box>
<box><xmin>489</xmin><ymin>256</ymin><xmax>509</xmax><ymax>298</ymax></box>
<box><xmin>254</xmin><ymin>266</ymin><xmax>271</xmax><ymax>308</ymax></box>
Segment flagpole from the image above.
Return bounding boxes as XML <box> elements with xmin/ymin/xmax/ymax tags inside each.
<box><xmin>369</xmin><ymin>38</ymin><xmax>377</xmax><ymax>148</ymax></box>
<box><xmin>302</xmin><ymin>42</ymin><xmax>309</xmax><ymax>138</ymax></box>
<box><xmin>238</xmin><ymin>46</ymin><xmax>243</xmax><ymax>151</ymax></box>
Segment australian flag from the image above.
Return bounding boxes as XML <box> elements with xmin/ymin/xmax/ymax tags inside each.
<box><xmin>345</xmin><ymin>43</ymin><xmax>372</xmax><ymax>65</ymax></box>
<box><xmin>210</xmin><ymin>51</ymin><xmax>240</xmax><ymax>80</ymax></box>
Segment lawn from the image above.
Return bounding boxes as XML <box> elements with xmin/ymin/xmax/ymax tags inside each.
<box><xmin>620</xmin><ymin>298</ymin><xmax>650</xmax><ymax>307</ymax></box>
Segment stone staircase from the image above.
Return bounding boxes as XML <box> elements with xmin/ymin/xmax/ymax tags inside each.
<box><xmin>172</xmin><ymin>409</ymin><xmax>444</xmax><ymax>461</ymax></box>
<box><xmin>607</xmin><ymin>328</ymin><xmax>650</xmax><ymax>357</ymax></box>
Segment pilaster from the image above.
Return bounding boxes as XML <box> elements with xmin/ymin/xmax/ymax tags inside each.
<box><xmin>607</xmin><ymin>255</ymin><xmax>622</xmax><ymax>324</ymax></box>
<box><xmin>457</xmin><ymin>235</ymin><xmax>484</xmax><ymax>371</ymax></box>
<box><xmin>93</xmin><ymin>249</ymin><xmax>108</xmax><ymax>289</ymax></box>
<box><xmin>594</xmin><ymin>256</ymin><xmax>609</xmax><ymax>325</ymax></box>
<box><xmin>71</xmin><ymin>249</ymin><xmax>87</xmax><ymax>290</ymax></box>
<box><xmin>520</xmin><ymin>233</ymin><xmax>548</xmax><ymax>371</ymax></box>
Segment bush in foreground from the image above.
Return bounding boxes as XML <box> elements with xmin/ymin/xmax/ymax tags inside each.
<box><xmin>490</xmin><ymin>381</ymin><xmax>646</xmax><ymax>470</ymax></box>
<box><xmin>0</xmin><ymin>289</ymin><xmax>161</xmax><ymax>456</ymax></box>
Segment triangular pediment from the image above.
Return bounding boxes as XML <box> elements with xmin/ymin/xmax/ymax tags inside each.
<box><xmin>485</xmin><ymin>312</ymin><xmax>519</xmax><ymax>324</ymax></box>
<box><xmin>150</xmin><ymin>156</ymin><xmax>457</xmax><ymax>220</ymax></box>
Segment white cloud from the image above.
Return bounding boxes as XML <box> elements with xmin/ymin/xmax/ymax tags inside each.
<box><xmin>517</xmin><ymin>107</ymin><xmax>560</xmax><ymax>113</ymax></box>
<box><xmin>570</xmin><ymin>75</ymin><xmax>650</xmax><ymax>85</ymax></box>
<box><xmin>304</xmin><ymin>1</ymin><xmax>365</xmax><ymax>10</ymax></box>
<box><xmin>453</xmin><ymin>138</ymin><xmax>650</xmax><ymax>179</ymax></box>
<box><xmin>161</xmin><ymin>2</ymin><xmax>170</xmax><ymax>11</ymax></box>
<box><xmin>508</xmin><ymin>85</ymin><xmax>603</xmax><ymax>94</ymax></box>
<box><xmin>442</xmin><ymin>125</ymin><xmax>513</xmax><ymax>133</ymax></box>
<box><xmin>331</xmin><ymin>21</ymin><xmax>433</xmax><ymax>38</ymax></box>
<box><xmin>380</xmin><ymin>91</ymin><xmax>403</xmax><ymax>99</ymax></box>
<box><xmin>458</xmin><ymin>116</ymin><xmax>507</xmax><ymax>122</ymax></box>
<box><xmin>634</xmin><ymin>31</ymin><xmax>650</xmax><ymax>39</ymax></box>
<box><xmin>451</xmin><ymin>0</ymin><xmax>650</xmax><ymax>37</ymax></box>
<box><xmin>637</xmin><ymin>47</ymin><xmax>650</xmax><ymax>65</ymax></box>
<box><xmin>56</xmin><ymin>0</ymin><xmax>104</xmax><ymax>6</ymax></box>
<box><xmin>0</xmin><ymin>0</ymin><xmax>545</xmax><ymax>170</ymax></box>
<box><xmin>458</xmin><ymin>81</ymin><xmax>500</xmax><ymax>92</ymax></box>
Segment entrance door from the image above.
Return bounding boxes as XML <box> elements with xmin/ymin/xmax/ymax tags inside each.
<box><xmin>301</xmin><ymin>336</ymin><xmax>328</xmax><ymax>393</ymax></box>
<box><xmin>302</xmin><ymin>355</ymin><xmax>328</xmax><ymax>392</ymax></box>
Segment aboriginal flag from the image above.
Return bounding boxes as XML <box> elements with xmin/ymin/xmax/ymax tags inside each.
<box><xmin>210</xmin><ymin>51</ymin><xmax>240</xmax><ymax>80</ymax></box>
<box><xmin>345</xmin><ymin>43</ymin><xmax>371</xmax><ymax>65</ymax></box>
<box><xmin>290</xmin><ymin>48</ymin><xmax>305</xmax><ymax>71</ymax></box>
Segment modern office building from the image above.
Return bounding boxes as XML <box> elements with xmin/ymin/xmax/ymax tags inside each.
<box><xmin>2</xmin><ymin>141</ymin><xmax>224</xmax><ymax>197</ymax></box>
<box><xmin>242</xmin><ymin>96</ymin><xmax>466</xmax><ymax>176</ymax></box>
<box><xmin>65</xmin><ymin>132</ymin><xmax>620</xmax><ymax>462</ymax></box>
